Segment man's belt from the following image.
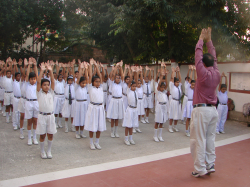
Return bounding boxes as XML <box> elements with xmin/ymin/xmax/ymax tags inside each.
<box><xmin>188</xmin><ymin>99</ymin><xmax>193</xmax><ymax>101</ymax></box>
<box><xmin>26</xmin><ymin>98</ymin><xmax>37</xmax><ymax>101</ymax></box>
<box><xmin>55</xmin><ymin>92</ymin><xmax>64</xmax><ymax>95</ymax></box>
<box><xmin>172</xmin><ymin>98</ymin><xmax>180</xmax><ymax>101</ymax></box>
<box><xmin>65</xmin><ymin>98</ymin><xmax>75</xmax><ymax>100</ymax></box>
<box><xmin>159</xmin><ymin>102</ymin><xmax>167</xmax><ymax>105</ymax></box>
<box><xmin>112</xmin><ymin>96</ymin><xmax>122</xmax><ymax>99</ymax></box>
<box><xmin>21</xmin><ymin>96</ymin><xmax>26</xmax><ymax>99</ymax></box>
<box><xmin>103</xmin><ymin>90</ymin><xmax>107</xmax><ymax>92</ymax></box>
<box><xmin>90</xmin><ymin>102</ymin><xmax>102</xmax><ymax>105</ymax></box>
<box><xmin>138</xmin><ymin>98</ymin><xmax>143</xmax><ymax>100</ymax></box>
<box><xmin>122</xmin><ymin>93</ymin><xmax>127</xmax><ymax>96</ymax></box>
<box><xmin>14</xmin><ymin>96</ymin><xmax>21</xmax><ymax>99</ymax></box>
<box><xmin>193</xmin><ymin>104</ymin><xmax>215</xmax><ymax>108</ymax></box>
<box><xmin>144</xmin><ymin>93</ymin><xmax>151</xmax><ymax>96</ymax></box>
<box><xmin>76</xmin><ymin>99</ymin><xmax>87</xmax><ymax>102</ymax></box>
<box><xmin>219</xmin><ymin>103</ymin><xmax>227</xmax><ymax>105</ymax></box>
<box><xmin>39</xmin><ymin>111</ymin><xmax>53</xmax><ymax>115</ymax></box>
<box><xmin>129</xmin><ymin>105</ymin><xmax>137</xmax><ymax>108</ymax></box>
<box><xmin>5</xmin><ymin>91</ymin><xmax>13</xmax><ymax>93</ymax></box>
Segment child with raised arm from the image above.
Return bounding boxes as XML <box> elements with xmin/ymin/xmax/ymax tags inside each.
<box><xmin>36</xmin><ymin>62</ymin><xmax>57</xmax><ymax>159</ymax></box>
<box><xmin>85</xmin><ymin>59</ymin><xmax>106</xmax><ymax>150</ymax></box>
<box><xmin>182</xmin><ymin>65</ymin><xmax>197</xmax><ymax>137</ymax></box>
<box><xmin>122</xmin><ymin>66</ymin><xmax>139</xmax><ymax>145</ymax></box>
<box><xmin>216</xmin><ymin>72</ymin><xmax>228</xmax><ymax>134</ymax></box>
<box><xmin>25</xmin><ymin>58</ymin><xmax>39</xmax><ymax>145</ymax></box>
<box><xmin>122</xmin><ymin>65</ymin><xmax>131</xmax><ymax>110</ymax></box>
<box><xmin>154</xmin><ymin>67</ymin><xmax>168</xmax><ymax>142</ymax></box>
<box><xmin>168</xmin><ymin>66</ymin><xmax>182</xmax><ymax>133</ymax></box>
<box><xmin>73</xmin><ymin>62</ymin><xmax>89</xmax><ymax>139</ymax></box>
<box><xmin>181</xmin><ymin>66</ymin><xmax>191</xmax><ymax>123</ymax></box>
<box><xmin>0</xmin><ymin>62</ymin><xmax>6</xmax><ymax>115</ymax></box>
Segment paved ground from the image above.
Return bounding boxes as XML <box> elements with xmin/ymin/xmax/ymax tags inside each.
<box><xmin>0</xmin><ymin>111</ymin><xmax>250</xmax><ymax>181</ymax></box>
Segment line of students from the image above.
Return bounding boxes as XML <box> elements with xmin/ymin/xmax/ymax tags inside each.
<box><xmin>0</xmin><ymin>58</ymin><xmax>228</xmax><ymax>159</ymax></box>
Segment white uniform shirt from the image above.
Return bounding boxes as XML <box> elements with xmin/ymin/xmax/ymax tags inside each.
<box><xmin>0</xmin><ymin>77</ymin><xmax>3</xmax><ymax>89</ymax></box>
<box><xmin>136</xmin><ymin>86</ymin><xmax>143</xmax><ymax>99</ymax></box>
<box><xmin>108</xmin><ymin>79</ymin><xmax>112</xmax><ymax>94</ymax></box>
<box><xmin>122</xmin><ymin>81</ymin><xmax>128</xmax><ymax>95</ymax></box>
<box><xmin>127</xmin><ymin>88</ymin><xmax>138</xmax><ymax>107</ymax></box>
<box><xmin>169</xmin><ymin>81</ymin><xmax>182</xmax><ymax>100</ymax></box>
<box><xmin>184</xmin><ymin>80</ymin><xmax>189</xmax><ymax>95</ymax></box>
<box><xmin>13</xmin><ymin>80</ymin><xmax>21</xmax><ymax>97</ymax></box>
<box><xmin>88</xmin><ymin>84</ymin><xmax>103</xmax><ymax>103</ymax></box>
<box><xmin>111</xmin><ymin>81</ymin><xmax>122</xmax><ymax>97</ymax></box>
<box><xmin>157</xmin><ymin>90</ymin><xmax>168</xmax><ymax>103</ymax></box>
<box><xmin>3</xmin><ymin>76</ymin><xmax>13</xmax><ymax>92</ymax></box>
<box><xmin>64</xmin><ymin>84</ymin><xmax>75</xmax><ymax>99</ymax></box>
<box><xmin>20</xmin><ymin>81</ymin><xmax>26</xmax><ymax>97</ymax></box>
<box><xmin>154</xmin><ymin>81</ymin><xmax>158</xmax><ymax>93</ymax></box>
<box><xmin>150</xmin><ymin>80</ymin><xmax>154</xmax><ymax>93</ymax></box>
<box><xmin>143</xmin><ymin>81</ymin><xmax>152</xmax><ymax>95</ymax></box>
<box><xmin>218</xmin><ymin>91</ymin><xmax>228</xmax><ymax>104</ymax></box>
<box><xmin>186</xmin><ymin>83</ymin><xmax>194</xmax><ymax>100</ymax></box>
<box><xmin>75</xmin><ymin>85</ymin><xmax>87</xmax><ymax>100</ymax></box>
<box><xmin>54</xmin><ymin>80</ymin><xmax>65</xmax><ymax>94</ymax></box>
<box><xmin>103</xmin><ymin>82</ymin><xmax>108</xmax><ymax>92</ymax></box>
<box><xmin>37</xmin><ymin>89</ymin><xmax>54</xmax><ymax>113</ymax></box>
<box><xmin>25</xmin><ymin>82</ymin><xmax>37</xmax><ymax>100</ymax></box>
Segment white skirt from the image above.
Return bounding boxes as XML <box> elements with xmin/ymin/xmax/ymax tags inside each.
<box><xmin>84</xmin><ymin>103</ymin><xmax>106</xmax><ymax>132</ymax></box>
<box><xmin>122</xmin><ymin>107</ymin><xmax>139</xmax><ymax>128</ymax></box>
<box><xmin>122</xmin><ymin>95</ymin><xmax>128</xmax><ymax>110</ymax></box>
<box><xmin>87</xmin><ymin>94</ymin><xmax>90</xmax><ymax>105</ymax></box>
<box><xmin>167</xmin><ymin>95</ymin><xmax>172</xmax><ymax>114</ymax></box>
<box><xmin>106</xmin><ymin>94</ymin><xmax>112</xmax><ymax>112</ymax></box>
<box><xmin>0</xmin><ymin>88</ymin><xmax>4</xmax><ymax>101</ymax></box>
<box><xmin>169</xmin><ymin>99</ymin><xmax>182</xmax><ymax>120</ymax></box>
<box><xmin>36</xmin><ymin>114</ymin><xmax>57</xmax><ymax>135</ymax></box>
<box><xmin>181</xmin><ymin>95</ymin><xmax>188</xmax><ymax>120</ymax></box>
<box><xmin>73</xmin><ymin>100</ymin><xmax>88</xmax><ymax>126</ymax></box>
<box><xmin>137</xmin><ymin>99</ymin><xmax>145</xmax><ymax>115</ymax></box>
<box><xmin>18</xmin><ymin>97</ymin><xmax>25</xmax><ymax>113</ymax></box>
<box><xmin>53</xmin><ymin>96</ymin><xmax>65</xmax><ymax>115</ymax></box>
<box><xmin>107</xmin><ymin>98</ymin><xmax>125</xmax><ymax>119</ymax></box>
<box><xmin>155</xmin><ymin>102</ymin><xmax>168</xmax><ymax>123</ymax></box>
<box><xmin>185</xmin><ymin>100</ymin><xmax>193</xmax><ymax>119</ymax></box>
<box><xmin>103</xmin><ymin>92</ymin><xmax>107</xmax><ymax>106</ymax></box>
<box><xmin>143</xmin><ymin>95</ymin><xmax>153</xmax><ymax>108</ymax></box>
<box><xmin>62</xmin><ymin>100</ymin><xmax>75</xmax><ymax>118</ymax></box>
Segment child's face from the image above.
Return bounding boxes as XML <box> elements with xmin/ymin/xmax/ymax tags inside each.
<box><xmin>53</xmin><ymin>73</ymin><xmax>57</xmax><ymax>80</ymax></box>
<box><xmin>125</xmin><ymin>77</ymin><xmax>130</xmax><ymax>84</ymax></box>
<box><xmin>75</xmin><ymin>72</ymin><xmax>79</xmax><ymax>78</ymax></box>
<box><xmin>68</xmin><ymin>79</ymin><xmax>73</xmax><ymax>85</ymax></box>
<box><xmin>221</xmin><ymin>87</ymin><xmax>227</xmax><ymax>93</ymax></box>
<box><xmin>42</xmin><ymin>82</ymin><xmax>50</xmax><ymax>93</ymax></box>
<box><xmin>144</xmin><ymin>76</ymin><xmax>149</xmax><ymax>83</ymax></box>
<box><xmin>80</xmin><ymin>80</ymin><xmax>87</xmax><ymax>88</ymax></box>
<box><xmin>47</xmin><ymin>72</ymin><xmax>50</xmax><ymax>77</ymax></box>
<box><xmin>6</xmin><ymin>72</ymin><xmax>11</xmax><ymax>78</ymax></box>
<box><xmin>191</xmin><ymin>82</ymin><xmax>195</xmax><ymax>89</ymax></box>
<box><xmin>137</xmin><ymin>81</ymin><xmax>142</xmax><ymax>88</ymax></box>
<box><xmin>104</xmin><ymin>77</ymin><xmax>108</xmax><ymax>82</ymax></box>
<box><xmin>160</xmin><ymin>85</ymin><xmax>166</xmax><ymax>92</ymax></box>
<box><xmin>174</xmin><ymin>81</ymin><xmax>180</xmax><ymax>87</ymax></box>
<box><xmin>93</xmin><ymin>78</ymin><xmax>101</xmax><ymax>88</ymax></box>
<box><xmin>15</xmin><ymin>74</ymin><xmax>21</xmax><ymax>81</ymax></box>
<box><xmin>115</xmin><ymin>75</ymin><xmax>121</xmax><ymax>84</ymax></box>
<box><xmin>29</xmin><ymin>77</ymin><xmax>37</xmax><ymax>85</ymax></box>
<box><xmin>58</xmin><ymin>75</ymin><xmax>63</xmax><ymax>82</ymax></box>
<box><xmin>131</xmin><ymin>84</ymin><xmax>136</xmax><ymax>91</ymax></box>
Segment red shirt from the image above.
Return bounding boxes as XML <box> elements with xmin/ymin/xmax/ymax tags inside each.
<box><xmin>193</xmin><ymin>40</ymin><xmax>220</xmax><ymax>105</ymax></box>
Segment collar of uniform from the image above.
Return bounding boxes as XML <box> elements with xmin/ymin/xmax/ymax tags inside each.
<box><xmin>41</xmin><ymin>90</ymin><xmax>50</xmax><ymax>94</ymax></box>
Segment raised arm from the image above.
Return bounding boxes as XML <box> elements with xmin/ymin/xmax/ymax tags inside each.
<box><xmin>194</xmin><ymin>66</ymin><xmax>197</xmax><ymax>81</ymax></box>
<box><xmin>111</xmin><ymin>65</ymin><xmax>118</xmax><ymax>81</ymax></box>
<box><xmin>77</xmin><ymin>65</ymin><xmax>83</xmax><ymax>85</ymax></box>
<box><xmin>177</xmin><ymin>67</ymin><xmax>181</xmax><ymax>82</ymax></box>
<box><xmin>157</xmin><ymin>73</ymin><xmax>163</xmax><ymax>91</ymax></box>
<box><xmin>224</xmin><ymin>74</ymin><xmax>228</xmax><ymax>89</ymax></box>
<box><xmin>148</xmin><ymin>68</ymin><xmax>152</xmax><ymax>80</ymax></box>
<box><xmin>187</xmin><ymin>67</ymin><xmax>190</xmax><ymax>80</ymax></box>
<box><xmin>37</xmin><ymin>63</ymin><xmax>46</xmax><ymax>92</ymax></box>
<box><xmin>48</xmin><ymin>64</ymin><xmax>55</xmax><ymax>90</ymax></box>
<box><xmin>88</xmin><ymin>64</ymin><xmax>92</xmax><ymax>84</ymax></box>
<box><xmin>95</xmin><ymin>63</ymin><xmax>102</xmax><ymax>84</ymax></box>
<box><xmin>170</xmin><ymin>67</ymin><xmax>175</xmax><ymax>83</ymax></box>
<box><xmin>188</xmin><ymin>67</ymin><xmax>193</xmax><ymax>84</ymax></box>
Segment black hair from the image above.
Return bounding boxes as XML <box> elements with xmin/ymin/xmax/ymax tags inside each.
<box><xmin>59</xmin><ymin>70</ymin><xmax>62</xmax><ymax>74</ymax></box>
<box><xmin>41</xmin><ymin>78</ymin><xmax>50</xmax><ymax>86</ymax></box>
<box><xmin>29</xmin><ymin>72</ymin><xmax>36</xmax><ymax>80</ymax></box>
<box><xmin>15</xmin><ymin>72</ymin><xmax>20</xmax><ymax>78</ymax></box>
<box><xmin>221</xmin><ymin>84</ymin><xmax>227</xmax><ymax>89</ymax></box>
<box><xmin>203</xmin><ymin>53</ymin><xmax>214</xmax><ymax>67</ymax></box>
<box><xmin>163</xmin><ymin>76</ymin><xmax>166</xmax><ymax>80</ymax></box>
<box><xmin>174</xmin><ymin>77</ymin><xmax>179</xmax><ymax>83</ymax></box>
<box><xmin>125</xmin><ymin>76</ymin><xmax>130</xmax><ymax>81</ymax></box>
<box><xmin>115</xmin><ymin>74</ymin><xmax>121</xmax><ymax>78</ymax></box>
<box><xmin>92</xmin><ymin>75</ymin><xmax>100</xmax><ymax>84</ymax></box>
<box><xmin>160</xmin><ymin>82</ymin><xmax>166</xmax><ymax>87</ymax></box>
<box><xmin>67</xmin><ymin>75</ymin><xmax>73</xmax><ymax>83</ymax></box>
<box><xmin>79</xmin><ymin>76</ymin><xmax>86</xmax><ymax>84</ymax></box>
<box><xmin>104</xmin><ymin>74</ymin><xmax>108</xmax><ymax>78</ymax></box>
<box><xmin>138</xmin><ymin>79</ymin><xmax>141</xmax><ymax>83</ymax></box>
<box><xmin>75</xmin><ymin>71</ymin><xmax>79</xmax><ymax>74</ymax></box>
<box><xmin>191</xmin><ymin>80</ymin><xmax>196</xmax><ymax>84</ymax></box>
<box><xmin>53</xmin><ymin>72</ymin><xmax>56</xmax><ymax>74</ymax></box>
<box><xmin>6</xmin><ymin>70</ymin><xmax>11</xmax><ymax>73</ymax></box>
<box><xmin>131</xmin><ymin>80</ymin><xmax>136</xmax><ymax>86</ymax></box>
<box><xmin>185</xmin><ymin>77</ymin><xmax>190</xmax><ymax>80</ymax></box>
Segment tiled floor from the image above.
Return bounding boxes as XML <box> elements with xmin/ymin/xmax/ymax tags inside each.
<box><xmin>25</xmin><ymin>139</ymin><xmax>250</xmax><ymax>187</ymax></box>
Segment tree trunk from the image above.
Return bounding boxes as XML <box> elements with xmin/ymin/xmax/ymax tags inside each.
<box><xmin>122</xmin><ymin>34</ymin><xmax>136</xmax><ymax>64</ymax></box>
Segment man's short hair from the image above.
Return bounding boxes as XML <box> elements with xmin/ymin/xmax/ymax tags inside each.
<box><xmin>41</xmin><ymin>78</ymin><xmax>50</xmax><ymax>86</ymax></box>
<box><xmin>203</xmin><ymin>53</ymin><xmax>214</xmax><ymax>67</ymax></box>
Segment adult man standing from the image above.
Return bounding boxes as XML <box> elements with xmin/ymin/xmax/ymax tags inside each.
<box><xmin>190</xmin><ymin>28</ymin><xmax>220</xmax><ymax>177</ymax></box>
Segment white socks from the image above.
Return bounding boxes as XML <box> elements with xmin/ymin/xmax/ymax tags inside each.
<box><xmin>125</xmin><ymin>136</ymin><xmax>128</xmax><ymax>141</ymax></box>
<box><xmin>80</xmin><ymin>130</ymin><xmax>83</xmax><ymax>135</ymax></box>
<box><xmin>90</xmin><ymin>138</ymin><xmax>93</xmax><ymax>144</ymax></box>
<box><xmin>129</xmin><ymin>135</ymin><xmax>133</xmax><ymax>141</ymax></box>
<box><xmin>40</xmin><ymin>142</ymin><xmax>45</xmax><ymax>153</ymax></box>
<box><xmin>20</xmin><ymin>128</ymin><xmax>23</xmax><ymax>134</ymax></box>
<box><xmin>95</xmin><ymin>138</ymin><xmax>99</xmax><ymax>144</ymax></box>
<box><xmin>47</xmin><ymin>140</ymin><xmax>53</xmax><ymax>153</ymax></box>
<box><xmin>28</xmin><ymin>130</ymin><xmax>32</xmax><ymax>139</ymax></box>
<box><xmin>146</xmin><ymin>117</ymin><xmax>148</xmax><ymax>120</ymax></box>
<box><xmin>169</xmin><ymin>125</ymin><xmax>173</xmax><ymax>129</ymax></box>
<box><xmin>75</xmin><ymin>130</ymin><xmax>79</xmax><ymax>135</ymax></box>
<box><xmin>158</xmin><ymin>128</ymin><xmax>163</xmax><ymax>137</ymax></box>
<box><xmin>65</xmin><ymin>121</ymin><xmax>68</xmax><ymax>127</ymax></box>
<box><xmin>33</xmin><ymin>129</ymin><xmax>37</xmax><ymax>139</ymax></box>
<box><xmin>6</xmin><ymin>112</ymin><xmax>9</xmax><ymax>118</ymax></box>
<box><xmin>154</xmin><ymin>129</ymin><xmax>158</xmax><ymax>137</ymax></box>
<box><xmin>111</xmin><ymin>127</ymin><xmax>114</xmax><ymax>133</ymax></box>
<box><xmin>58</xmin><ymin>117</ymin><xmax>62</xmax><ymax>124</ymax></box>
<box><xmin>114</xmin><ymin>126</ymin><xmax>118</xmax><ymax>133</ymax></box>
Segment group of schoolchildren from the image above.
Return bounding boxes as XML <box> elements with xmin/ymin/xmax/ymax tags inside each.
<box><xmin>0</xmin><ymin>57</ymin><xmax>228</xmax><ymax>159</ymax></box>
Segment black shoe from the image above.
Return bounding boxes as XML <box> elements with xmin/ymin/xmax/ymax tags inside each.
<box><xmin>207</xmin><ymin>165</ymin><xmax>215</xmax><ymax>173</ymax></box>
<box><xmin>192</xmin><ymin>172</ymin><xmax>201</xmax><ymax>178</ymax></box>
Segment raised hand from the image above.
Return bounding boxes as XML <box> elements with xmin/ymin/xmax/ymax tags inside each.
<box><xmin>199</xmin><ymin>28</ymin><xmax>207</xmax><ymax>41</ymax></box>
<box><xmin>171</xmin><ymin>67</ymin><xmax>176</xmax><ymax>72</ymax></box>
<box><xmin>40</xmin><ymin>62</ymin><xmax>46</xmax><ymax>71</ymax></box>
<box><xmin>206</xmin><ymin>27</ymin><xmax>212</xmax><ymax>42</ymax></box>
<box><xmin>90</xmin><ymin>58</ymin><xmax>94</xmax><ymax>65</ymax></box>
<box><xmin>176</xmin><ymin>66</ymin><xmax>180</xmax><ymax>72</ymax></box>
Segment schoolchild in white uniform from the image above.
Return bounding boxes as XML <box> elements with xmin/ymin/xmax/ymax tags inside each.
<box><xmin>25</xmin><ymin>58</ymin><xmax>39</xmax><ymax>146</ymax></box>
<box><xmin>3</xmin><ymin>58</ymin><xmax>14</xmax><ymax>123</ymax></box>
<box><xmin>102</xmin><ymin>67</ymin><xmax>108</xmax><ymax>109</ymax></box>
<box><xmin>182</xmin><ymin>66</ymin><xmax>196</xmax><ymax>137</ymax></box>
<box><xmin>0</xmin><ymin>66</ymin><xmax>6</xmax><ymax>116</ymax></box>
<box><xmin>135</xmin><ymin>68</ymin><xmax>144</xmax><ymax>133</ymax></box>
<box><xmin>181</xmin><ymin>66</ymin><xmax>191</xmax><ymax>122</ymax></box>
<box><xmin>12</xmin><ymin>61</ymin><xmax>22</xmax><ymax>130</ymax></box>
<box><xmin>168</xmin><ymin>66</ymin><xmax>182</xmax><ymax>133</ymax></box>
<box><xmin>216</xmin><ymin>72</ymin><xmax>228</xmax><ymax>134</ymax></box>
<box><xmin>154</xmin><ymin>69</ymin><xmax>168</xmax><ymax>142</ymax></box>
<box><xmin>150</xmin><ymin>69</ymin><xmax>155</xmax><ymax>113</ymax></box>
<box><xmin>122</xmin><ymin>66</ymin><xmax>139</xmax><ymax>145</ymax></box>
<box><xmin>122</xmin><ymin>65</ymin><xmax>130</xmax><ymax>111</ymax></box>
<box><xmin>107</xmin><ymin>62</ymin><xmax>125</xmax><ymax>138</ymax></box>
<box><xmin>85</xmin><ymin>59</ymin><xmax>106</xmax><ymax>150</ymax></box>
<box><xmin>106</xmin><ymin>68</ymin><xmax>113</xmax><ymax>113</ymax></box>
<box><xmin>54</xmin><ymin>63</ymin><xmax>65</xmax><ymax>128</ymax></box>
<box><xmin>36</xmin><ymin>62</ymin><xmax>57</xmax><ymax>159</ymax></box>
<box><xmin>62</xmin><ymin>62</ymin><xmax>76</xmax><ymax>133</ymax></box>
<box><xmin>73</xmin><ymin>63</ymin><xmax>88</xmax><ymax>139</ymax></box>
<box><xmin>142</xmin><ymin>66</ymin><xmax>153</xmax><ymax>123</ymax></box>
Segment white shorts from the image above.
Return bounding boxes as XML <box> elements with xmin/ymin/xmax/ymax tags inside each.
<box><xmin>53</xmin><ymin>96</ymin><xmax>65</xmax><ymax>114</ymax></box>
<box><xmin>62</xmin><ymin>99</ymin><xmax>75</xmax><ymax>118</ymax></box>
<box><xmin>36</xmin><ymin>114</ymin><xmax>57</xmax><ymax>135</ymax></box>
<box><xmin>18</xmin><ymin>98</ymin><xmax>26</xmax><ymax>113</ymax></box>
<box><xmin>4</xmin><ymin>92</ymin><xmax>14</xmax><ymax>105</ymax></box>
<box><xmin>25</xmin><ymin>100</ymin><xmax>39</xmax><ymax>119</ymax></box>
<box><xmin>0</xmin><ymin>89</ymin><xmax>4</xmax><ymax>101</ymax></box>
<box><xmin>122</xmin><ymin>107</ymin><xmax>139</xmax><ymax>128</ymax></box>
<box><xmin>143</xmin><ymin>94</ymin><xmax>153</xmax><ymax>109</ymax></box>
<box><xmin>12</xmin><ymin>97</ymin><xmax>20</xmax><ymax>112</ymax></box>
